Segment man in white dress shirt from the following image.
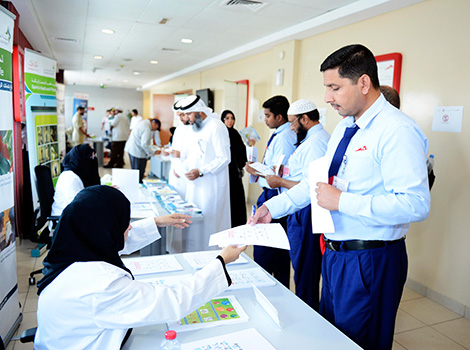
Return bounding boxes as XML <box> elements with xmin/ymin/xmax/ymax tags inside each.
<box><xmin>124</xmin><ymin>118</ymin><xmax>160</xmax><ymax>183</ymax></box>
<box><xmin>105</xmin><ymin>107</ymin><xmax>129</xmax><ymax>168</ymax></box>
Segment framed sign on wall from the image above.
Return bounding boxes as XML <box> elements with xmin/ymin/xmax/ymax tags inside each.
<box><xmin>375</xmin><ymin>52</ymin><xmax>403</xmax><ymax>93</ymax></box>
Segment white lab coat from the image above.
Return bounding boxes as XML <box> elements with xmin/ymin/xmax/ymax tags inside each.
<box><xmin>181</xmin><ymin>117</ymin><xmax>231</xmax><ymax>252</ymax></box>
<box><xmin>35</xmin><ymin>219</ymin><xmax>229</xmax><ymax>350</ymax></box>
<box><xmin>51</xmin><ymin>171</ymin><xmax>84</xmax><ymax>216</ymax></box>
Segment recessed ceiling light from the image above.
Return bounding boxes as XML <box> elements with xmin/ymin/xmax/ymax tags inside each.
<box><xmin>93</xmin><ymin>55</ymin><xmax>103</xmax><ymax>60</ymax></box>
<box><xmin>181</xmin><ymin>38</ymin><xmax>193</xmax><ymax>44</ymax></box>
<box><xmin>133</xmin><ymin>71</ymin><xmax>140</xmax><ymax>75</ymax></box>
<box><xmin>101</xmin><ymin>29</ymin><xmax>115</xmax><ymax>34</ymax></box>
<box><xmin>123</xmin><ymin>79</ymin><xmax>128</xmax><ymax>83</ymax></box>
<box><xmin>150</xmin><ymin>60</ymin><xmax>159</xmax><ymax>64</ymax></box>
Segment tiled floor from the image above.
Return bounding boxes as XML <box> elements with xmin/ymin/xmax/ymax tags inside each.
<box><xmin>7</xmin><ymin>237</ymin><xmax>470</xmax><ymax>350</ymax></box>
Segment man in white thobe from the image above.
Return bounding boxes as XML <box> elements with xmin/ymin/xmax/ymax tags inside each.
<box><xmin>176</xmin><ymin>95</ymin><xmax>231</xmax><ymax>252</ymax></box>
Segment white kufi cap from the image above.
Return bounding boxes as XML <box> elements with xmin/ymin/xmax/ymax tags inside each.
<box><xmin>287</xmin><ymin>99</ymin><xmax>317</xmax><ymax>115</ymax></box>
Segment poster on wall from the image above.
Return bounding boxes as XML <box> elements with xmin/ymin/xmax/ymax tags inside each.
<box><xmin>24</xmin><ymin>48</ymin><xmax>59</xmax><ymax>210</ymax></box>
<box><xmin>0</xmin><ymin>6</ymin><xmax>21</xmax><ymax>346</ymax></box>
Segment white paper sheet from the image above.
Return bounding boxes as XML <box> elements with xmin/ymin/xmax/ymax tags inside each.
<box><xmin>181</xmin><ymin>328</ymin><xmax>276</xmax><ymax>350</ymax></box>
<box><xmin>432</xmin><ymin>106</ymin><xmax>463</xmax><ymax>133</ymax></box>
<box><xmin>182</xmin><ymin>250</ymin><xmax>248</xmax><ymax>270</ymax></box>
<box><xmin>137</xmin><ymin>274</ymin><xmax>193</xmax><ymax>286</ymax></box>
<box><xmin>248</xmin><ymin>162</ymin><xmax>275</xmax><ymax>176</ymax></box>
<box><xmin>253</xmin><ymin>284</ymin><xmax>281</xmax><ymax>328</ymax></box>
<box><xmin>228</xmin><ymin>267</ymin><xmax>276</xmax><ymax>290</ymax></box>
<box><xmin>309</xmin><ymin>157</ymin><xmax>335</xmax><ymax>233</ymax></box>
<box><xmin>112</xmin><ymin>168</ymin><xmax>139</xmax><ymax>202</ymax></box>
<box><xmin>122</xmin><ymin>255</ymin><xmax>183</xmax><ymax>276</ymax></box>
<box><xmin>209</xmin><ymin>224</ymin><xmax>290</xmax><ymax>250</ymax></box>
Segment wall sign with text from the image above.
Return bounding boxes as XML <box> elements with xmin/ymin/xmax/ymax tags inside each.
<box><xmin>375</xmin><ymin>52</ymin><xmax>402</xmax><ymax>93</ymax></box>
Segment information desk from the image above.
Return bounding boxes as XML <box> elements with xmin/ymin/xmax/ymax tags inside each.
<box><xmin>122</xmin><ymin>253</ymin><xmax>361</xmax><ymax>350</ymax></box>
<box><xmin>134</xmin><ymin>186</ymin><xmax>203</xmax><ymax>256</ymax></box>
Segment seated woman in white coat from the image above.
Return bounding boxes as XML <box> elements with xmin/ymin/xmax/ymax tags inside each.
<box><xmin>51</xmin><ymin>144</ymin><xmax>101</xmax><ymax>216</ymax></box>
<box><xmin>34</xmin><ymin>185</ymin><xmax>245</xmax><ymax>350</ymax></box>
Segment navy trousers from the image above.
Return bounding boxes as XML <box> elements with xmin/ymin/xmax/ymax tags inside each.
<box><xmin>128</xmin><ymin>154</ymin><xmax>148</xmax><ymax>183</ymax></box>
<box><xmin>320</xmin><ymin>239</ymin><xmax>408</xmax><ymax>350</ymax></box>
<box><xmin>253</xmin><ymin>188</ymin><xmax>291</xmax><ymax>288</ymax></box>
<box><xmin>286</xmin><ymin>204</ymin><xmax>322</xmax><ymax>310</ymax></box>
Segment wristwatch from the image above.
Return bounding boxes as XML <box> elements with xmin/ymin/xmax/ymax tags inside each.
<box><xmin>199</xmin><ymin>171</ymin><xmax>204</xmax><ymax>177</ymax></box>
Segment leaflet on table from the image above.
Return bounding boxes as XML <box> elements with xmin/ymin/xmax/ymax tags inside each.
<box><xmin>181</xmin><ymin>328</ymin><xmax>276</xmax><ymax>350</ymax></box>
<box><xmin>122</xmin><ymin>255</ymin><xmax>183</xmax><ymax>276</ymax></box>
<box><xmin>209</xmin><ymin>224</ymin><xmax>290</xmax><ymax>250</ymax></box>
<box><xmin>309</xmin><ymin>156</ymin><xmax>335</xmax><ymax>233</ymax></box>
<box><xmin>239</xmin><ymin>126</ymin><xmax>261</xmax><ymax>145</ymax></box>
<box><xmin>138</xmin><ymin>274</ymin><xmax>193</xmax><ymax>286</ymax></box>
<box><xmin>137</xmin><ymin>266</ymin><xmax>274</xmax><ymax>290</ymax></box>
<box><xmin>182</xmin><ymin>250</ymin><xmax>248</xmax><ymax>269</ymax></box>
<box><xmin>130</xmin><ymin>202</ymin><xmax>159</xmax><ymax>219</ymax></box>
<box><xmin>167</xmin><ymin>295</ymin><xmax>249</xmax><ymax>332</ymax></box>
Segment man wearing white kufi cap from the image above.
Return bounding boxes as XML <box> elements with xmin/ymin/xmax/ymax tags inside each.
<box><xmin>263</xmin><ymin>98</ymin><xmax>330</xmax><ymax>310</ymax></box>
<box><xmin>176</xmin><ymin>95</ymin><xmax>231</xmax><ymax>252</ymax></box>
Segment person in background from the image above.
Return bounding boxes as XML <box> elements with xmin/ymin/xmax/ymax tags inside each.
<box><xmin>35</xmin><ymin>185</ymin><xmax>244</xmax><ymax>349</ymax></box>
<box><xmin>380</xmin><ymin>85</ymin><xmax>400</xmax><ymax>109</ymax></box>
<box><xmin>51</xmin><ymin>144</ymin><xmax>100</xmax><ymax>216</ymax></box>
<box><xmin>151</xmin><ymin>118</ymin><xmax>162</xmax><ymax>147</ymax></box>
<box><xmin>168</xmin><ymin>126</ymin><xmax>176</xmax><ymax>145</ymax></box>
<box><xmin>250</xmin><ymin>44</ymin><xmax>430</xmax><ymax>349</ymax></box>
<box><xmin>129</xmin><ymin>109</ymin><xmax>142</xmax><ymax>131</ymax></box>
<box><xmin>105</xmin><ymin>107</ymin><xmax>129</xmax><ymax>168</ymax></box>
<box><xmin>245</xmin><ymin>95</ymin><xmax>296</xmax><ymax>289</ymax></box>
<box><xmin>221</xmin><ymin>110</ymin><xmax>248</xmax><ymax>227</ymax></box>
<box><xmin>71</xmin><ymin>106</ymin><xmax>90</xmax><ymax>146</ymax></box>
<box><xmin>101</xmin><ymin>109</ymin><xmax>112</xmax><ymax>137</ymax></box>
<box><xmin>174</xmin><ymin>95</ymin><xmax>231</xmax><ymax>252</ymax></box>
<box><xmin>124</xmin><ymin>118</ymin><xmax>161</xmax><ymax>183</ymax></box>
<box><xmin>263</xmin><ymin>99</ymin><xmax>330</xmax><ymax>310</ymax></box>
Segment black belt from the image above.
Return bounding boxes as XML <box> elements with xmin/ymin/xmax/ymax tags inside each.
<box><xmin>324</xmin><ymin>237</ymin><xmax>405</xmax><ymax>252</ymax></box>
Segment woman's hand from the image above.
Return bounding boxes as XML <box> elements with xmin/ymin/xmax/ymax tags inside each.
<box><xmin>154</xmin><ymin>214</ymin><xmax>192</xmax><ymax>229</ymax></box>
<box><xmin>219</xmin><ymin>245</ymin><xmax>247</xmax><ymax>264</ymax></box>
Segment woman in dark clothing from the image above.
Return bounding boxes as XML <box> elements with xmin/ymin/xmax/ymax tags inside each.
<box><xmin>221</xmin><ymin>110</ymin><xmax>247</xmax><ymax>227</ymax></box>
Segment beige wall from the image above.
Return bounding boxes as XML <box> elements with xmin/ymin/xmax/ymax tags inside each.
<box><xmin>148</xmin><ymin>0</ymin><xmax>470</xmax><ymax>310</ymax></box>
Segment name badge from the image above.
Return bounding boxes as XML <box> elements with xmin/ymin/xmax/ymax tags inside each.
<box><xmin>283</xmin><ymin>167</ymin><xmax>290</xmax><ymax>176</ymax></box>
<box><xmin>333</xmin><ymin>176</ymin><xmax>349</xmax><ymax>192</ymax></box>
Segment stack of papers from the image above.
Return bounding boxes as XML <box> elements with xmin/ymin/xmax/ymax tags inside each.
<box><xmin>182</xmin><ymin>250</ymin><xmax>248</xmax><ymax>269</ymax></box>
<box><xmin>209</xmin><ymin>224</ymin><xmax>290</xmax><ymax>250</ymax></box>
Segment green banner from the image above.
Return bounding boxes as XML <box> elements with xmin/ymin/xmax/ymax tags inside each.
<box><xmin>0</xmin><ymin>47</ymin><xmax>12</xmax><ymax>83</ymax></box>
<box><xmin>25</xmin><ymin>72</ymin><xmax>56</xmax><ymax>96</ymax></box>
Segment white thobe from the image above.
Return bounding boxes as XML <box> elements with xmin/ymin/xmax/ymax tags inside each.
<box><xmin>167</xmin><ymin>124</ymin><xmax>191</xmax><ymax>253</ymax></box>
<box><xmin>35</xmin><ymin>219</ymin><xmax>229</xmax><ymax>350</ymax></box>
<box><xmin>181</xmin><ymin>117</ymin><xmax>231</xmax><ymax>252</ymax></box>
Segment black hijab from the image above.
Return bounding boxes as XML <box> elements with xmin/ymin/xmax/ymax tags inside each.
<box><xmin>37</xmin><ymin>185</ymin><xmax>132</xmax><ymax>295</ymax></box>
<box><xmin>62</xmin><ymin>144</ymin><xmax>101</xmax><ymax>188</ymax></box>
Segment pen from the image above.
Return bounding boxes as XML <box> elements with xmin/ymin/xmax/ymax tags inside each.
<box><xmin>251</xmin><ymin>205</ymin><xmax>256</xmax><ymax>218</ymax></box>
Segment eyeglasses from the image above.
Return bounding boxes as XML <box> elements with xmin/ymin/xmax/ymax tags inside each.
<box><xmin>289</xmin><ymin>116</ymin><xmax>302</xmax><ymax>126</ymax></box>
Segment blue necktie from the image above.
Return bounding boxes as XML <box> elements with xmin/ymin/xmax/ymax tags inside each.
<box><xmin>266</xmin><ymin>132</ymin><xmax>276</xmax><ymax>148</ymax></box>
<box><xmin>328</xmin><ymin>124</ymin><xmax>359</xmax><ymax>182</ymax></box>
